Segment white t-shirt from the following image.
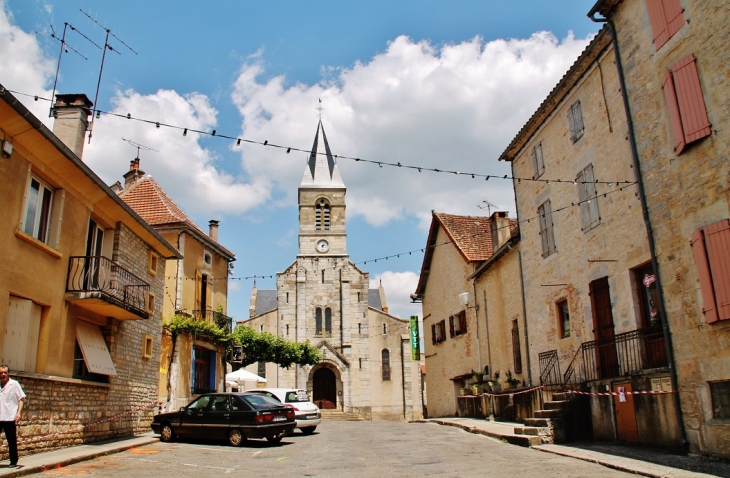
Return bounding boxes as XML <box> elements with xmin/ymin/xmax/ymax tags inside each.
<box><xmin>0</xmin><ymin>379</ymin><xmax>26</xmax><ymax>421</ymax></box>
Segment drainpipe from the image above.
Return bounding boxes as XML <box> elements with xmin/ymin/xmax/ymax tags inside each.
<box><xmin>507</xmin><ymin>242</ymin><xmax>532</xmax><ymax>387</ymax></box>
<box><xmin>588</xmin><ymin>10</ymin><xmax>687</xmax><ymax>448</ymax></box>
<box><xmin>472</xmin><ymin>279</ymin><xmax>482</xmax><ymax>372</ymax></box>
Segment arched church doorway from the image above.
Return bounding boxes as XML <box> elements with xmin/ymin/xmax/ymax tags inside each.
<box><xmin>312</xmin><ymin>367</ymin><xmax>337</xmax><ymax>409</ymax></box>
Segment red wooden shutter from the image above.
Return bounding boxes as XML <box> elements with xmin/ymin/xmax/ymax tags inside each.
<box><xmin>662</xmin><ymin>69</ymin><xmax>686</xmax><ymax>154</ymax></box>
<box><xmin>646</xmin><ymin>0</ymin><xmax>669</xmax><ymax>49</ymax></box>
<box><xmin>663</xmin><ymin>0</ymin><xmax>685</xmax><ymax>39</ymax></box>
<box><xmin>671</xmin><ymin>54</ymin><xmax>711</xmax><ymax>144</ymax></box>
<box><xmin>691</xmin><ymin>228</ymin><xmax>719</xmax><ymax>323</ymax></box>
<box><xmin>704</xmin><ymin>220</ymin><xmax>730</xmax><ymax>321</ymax></box>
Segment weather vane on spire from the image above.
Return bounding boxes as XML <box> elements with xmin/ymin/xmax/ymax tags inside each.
<box><xmin>316</xmin><ymin>98</ymin><xmax>324</xmax><ymax>120</ymax></box>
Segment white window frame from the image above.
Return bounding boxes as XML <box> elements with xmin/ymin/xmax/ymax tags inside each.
<box><xmin>20</xmin><ymin>167</ymin><xmax>65</xmax><ymax>249</ymax></box>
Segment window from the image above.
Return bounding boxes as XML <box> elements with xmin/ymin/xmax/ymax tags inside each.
<box><xmin>662</xmin><ymin>54</ymin><xmax>711</xmax><ymax>155</ymax></box>
<box><xmin>286</xmin><ymin>292</ymin><xmax>289</xmax><ymax>303</ymax></box>
<box><xmin>196</xmin><ymin>270</ymin><xmax>212</xmax><ymax>312</ymax></box>
<box><xmin>646</xmin><ymin>0</ymin><xmax>685</xmax><ymax>50</ymax></box>
<box><xmin>322</xmin><ymin>270</ymin><xmax>325</xmax><ymax>284</ymax></box>
<box><xmin>512</xmin><ymin>319</ymin><xmax>523</xmax><ymax>374</ymax></box>
<box><xmin>358</xmin><ymin>323</ymin><xmax>362</xmax><ymax>334</ymax></box>
<box><xmin>531</xmin><ymin>142</ymin><xmax>545</xmax><ymax>179</ymax></box>
<box><xmin>381</xmin><ymin>349</ymin><xmax>391</xmax><ymax>381</ymax></box>
<box><xmin>538</xmin><ymin>199</ymin><xmax>557</xmax><ymax>257</ymax></box>
<box><xmin>359</xmin><ymin>358</ymin><xmax>362</xmax><ymax>370</ymax></box>
<box><xmin>690</xmin><ymin>219</ymin><xmax>730</xmax><ymax>323</ymax></box>
<box><xmin>325</xmin><ymin>307</ymin><xmax>332</xmax><ymax>334</ymax></box>
<box><xmin>147</xmin><ymin>251</ymin><xmax>159</xmax><ymax>276</ymax></box>
<box><xmin>142</xmin><ymin>335</ymin><xmax>153</xmax><ymax>359</ymax></box>
<box><xmin>22</xmin><ymin>174</ymin><xmax>53</xmax><ymax>243</ymax></box>
<box><xmin>2</xmin><ymin>296</ymin><xmax>42</xmax><ymax>373</ymax></box>
<box><xmin>258</xmin><ymin>361</ymin><xmax>266</xmax><ymax>379</ymax></box>
<box><xmin>431</xmin><ymin>320</ymin><xmax>447</xmax><ymax>345</ymax></box>
<box><xmin>557</xmin><ymin>300</ymin><xmax>571</xmax><ymax>338</ymax></box>
<box><xmin>576</xmin><ymin>164</ymin><xmax>600</xmax><ymax>231</ymax></box>
<box><xmin>315</xmin><ymin>200</ymin><xmax>331</xmax><ymax>230</ymax></box>
<box><xmin>259</xmin><ymin>324</ymin><xmax>263</xmax><ymax>333</ymax></box>
<box><xmin>316</xmin><ymin>307</ymin><xmax>323</xmax><ymax>334</ymax></box>
<box><xmin>449</xmin><ymin>310</ymin><xmax>467</xmax><ymax>337</ymax></box>
<box><xmin>286</xmin><ymin>324</ymin><xmax>289</xmax><ymax>336</ymax></box>
<box><xmin>357</xmin><ymin>292</ymin><xmax>361</xmax><ymax>302</ymax></box>
<box><xmin>567</xmin><ymin>100</ymin><xmax>585</xmax><ymax>143</ymax></box>
<box><xmin>204</xmin><ymin>253</ymin><xmax>212</xmax><ymax>265</ymax></box>
<box><xmin>710</xmin><ymin>381</ymin><xmax>730</xmax><ymax>419</ymax></box>
<box><xmin>382</xmin><ymin>323</ymin><xmax>387</xmax><ymax>335</ymax></box>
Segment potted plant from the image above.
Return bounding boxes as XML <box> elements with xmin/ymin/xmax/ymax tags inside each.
<box><xmin>473</xmin><ymin>370</ymin><xmax>484</xmax><ymax>384</ymax></box>
<box><xmin>459</xmin><ymin>386</ymin><xmax>470</xmax><ymax>397</ymax></box>
<box><xmin>504</xmin><ymin>370</ymin><xmax>521</xmax><ymax>388</ymax></box>
<box><xmin>470</xmin><ymin>383</ymin><xmax>482</xmax><ymax>395</ymax></box>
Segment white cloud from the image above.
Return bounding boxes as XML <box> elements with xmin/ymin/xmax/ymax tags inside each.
<box><xmin>370</xmin><ymin>270</ymin><xmax>421</xmax><ymax>319</ymax></box>
<box><xmin>0</xmin><ymin>0</ymin><xmax>54</xmax><ymax>122</ymax></box>
<box><xmin>231</xmin><ymin>32</ymin><xmax>592</xmax><ymax>230</ymax></box>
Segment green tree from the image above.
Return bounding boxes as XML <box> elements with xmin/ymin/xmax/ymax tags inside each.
<box><xmin>230</xmin><ymin>326</ymin><xmax>321</xmax><ymax>368</ymax></box>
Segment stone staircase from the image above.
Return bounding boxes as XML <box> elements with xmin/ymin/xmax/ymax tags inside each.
<box><xmin>319</xmin><ymin>409</ymin><xmax>364</xmax><ymax>421</ymax></box>
<box><xmin>513</xmin><ymin>392</ymin><xmax>575</xmax><ymax>444</ymax></box>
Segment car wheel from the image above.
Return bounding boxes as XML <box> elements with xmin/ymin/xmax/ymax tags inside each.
<box><xmin>160</xmin><ymin>423</ymin><xmax>175</xmax><ymax>443</ymax></box>
<box><xmin>266</xmin><ymin>434</ymin><xmax>283</xmax><ymax>444</ymax></box>
<box><xmin>228</xmin><ymin>428</ymin><xmax>246</xmax><ymax>447</ymax></box>
<box><xmin>301</xmin><ymin>426</ymin><xmax>317</xmax><ymax>435</ymax></box>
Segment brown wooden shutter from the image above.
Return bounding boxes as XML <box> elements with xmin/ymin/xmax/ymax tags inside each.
<box><xmin>431</xmin><ymin>323</ymin><xmax>437</xmax><ymax>345</ymax></box>
<box><xmin>663</xmin><ymin>0</ymin><xmax>685</xmax><ymax>39</ymax></box>
<box><xmin>691</xmin><ymin>228</ymin><xmax>719</xmax><ymax>323</ymax></box>
<box><xmin>448</xmin><ymin>316</ymin><xmax>455</xmax><ymax>338</ymax></box>
<box><xmin>671</xmin><ymin>54</ymin><xmax>711</xmax><ymax>144</ymax></box>
<box><xmin>512</xmin><ymin>320</ymin><xmax>522</xmax><ymax>374</ymax></box>
<box><xmin>459</xmin><ymin>311</ymin><xmax>467</xmax><ymax>334</ymax></box>
<box><xmin>704</xmin><ymin>220</ymin><xmax>730</xmax><ymax>321</ymax></box>
<box><xmin>662</xmin><ymin>69</ymin><xmax>686</xmax><ymax>154</ymax></box>
<box><xmin>646</xmin><ymin>0</ymin><xmax>670</xmax><ymax>49</ymax></box>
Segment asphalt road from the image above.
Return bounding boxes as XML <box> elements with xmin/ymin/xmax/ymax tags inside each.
<box><xmin>32</xmin><ymin>421</ymin><xmax>638</xmax><ymax>477</ymax></box>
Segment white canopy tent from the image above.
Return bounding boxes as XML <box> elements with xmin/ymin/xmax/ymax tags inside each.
<box><xmin>225</xmin><ymin>368</ymin><xmax>266</xmax><ymax>391</ymax></box>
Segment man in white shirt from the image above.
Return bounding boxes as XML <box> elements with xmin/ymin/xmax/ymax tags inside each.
<box><xmin>0</xmin><ymin>365</ymin><xmax>25</xmax><ymax>469</ymax></box>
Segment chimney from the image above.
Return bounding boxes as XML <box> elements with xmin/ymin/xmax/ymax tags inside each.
<box><xmin>52</xmin><ymin>94</ymin><xmax>93</xmax><ymax>159</ymax></box>
<box><xmin>490</xmin><ymin>211</ymin><xmax>511</xmax><ymax>250</ymax></box>
<box><xmin>209</xmin><ymin>220</ymin><xmax>219</xmax><ymax>241</ymax></box>
<box><xmin>123</xmin><ymin>157</ymin><xmax>146</xmax><ymax>191</ymax></box>
<box><xmin>378</xmin><ymin>279</ymin><xmax>389</xmax><ymax>314</ymax></box>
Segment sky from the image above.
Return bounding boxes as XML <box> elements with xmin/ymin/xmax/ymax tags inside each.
<box><xmin>0</xmin><ymin>0</ymin><xmax>600</xmax><ymax>321</ymax></box>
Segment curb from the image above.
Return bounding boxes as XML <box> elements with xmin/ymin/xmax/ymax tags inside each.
<box><xmin>415</xmin><ymin>419</ymin><xmax>540</xmax><ymax>447</ymax></box>
<box><xmin>3</xmin><ymin>437</ymin><xmax>158</xmax><ymax>477</ymax></box>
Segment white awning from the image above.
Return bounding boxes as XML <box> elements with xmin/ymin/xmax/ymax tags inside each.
<box><xmin>76</xmin><ymin>321</ymin><xmax>117</xmax><ymax>376</ymax></box>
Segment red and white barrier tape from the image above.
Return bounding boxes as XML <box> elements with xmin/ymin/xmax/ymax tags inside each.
<box><xmin>2</xmin><ymin>399</ymin><xmax>161</xmax><ymax>449</ymax></box>
<box><xmin>566</xmin><ymin>389</ymin><xmax>677</xmax><ymax>397</ymax></box>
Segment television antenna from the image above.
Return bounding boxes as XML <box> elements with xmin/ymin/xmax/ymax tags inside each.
<box><xmin>37</xmin><ymin>22</ymin><xmax>100</xmax><ymax>117</ymax></box>
<box><xmin>122</xmin><ymin>138</ymin><xmax>158</xmax><ymax>159</ymax></box>
<box><xmin>478</xmin><ymin>200</ymin><xmax>499</xmax><ymax>216</ymax></box>
<box><xmin>81</xmin><ymin>9</ymin><xmax>138</xmax><ymax>142</ymax></box>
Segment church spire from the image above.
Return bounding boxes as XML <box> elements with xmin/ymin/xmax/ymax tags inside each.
<box><xmin>300</xmin><ymin>120</ymin><xmax>345</xmax><ymax>188</ymax></box>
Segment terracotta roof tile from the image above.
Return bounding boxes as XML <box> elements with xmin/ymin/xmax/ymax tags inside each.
<box><xmin>434</xmin><ymin>212</ymin><xmax>494</xmax><ymax>262</ymax></box>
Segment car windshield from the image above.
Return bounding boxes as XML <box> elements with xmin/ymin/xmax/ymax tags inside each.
<box><xmin>285</xmin><ymin>390</ymin><xmax>310</xmax><ymax>403</ymax></box>
<box><xmin>242</xmin><ymin>394</ymin><xmax>283</xmax><ymax>409</ymax></box>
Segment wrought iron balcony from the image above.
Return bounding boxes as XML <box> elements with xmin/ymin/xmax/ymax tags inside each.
<box><xmin>192</xmin><ymin>309</ymin><xmax>234</xmax><ymax>333</ymax></box>
<box><xmin>66</xmin><ymin>256</ymin><xmax>150</xmax><ymax>320</ymax></box>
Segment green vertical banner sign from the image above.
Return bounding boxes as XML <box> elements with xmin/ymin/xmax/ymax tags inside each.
<box><xmin>410</xmin><ymin>316</ymin><xmax>420</xmax><ymax>360</ymax></box>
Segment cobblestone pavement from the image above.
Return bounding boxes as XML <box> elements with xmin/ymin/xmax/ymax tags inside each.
<box><xmin>24</xmin><ymin>421</ymin><xmax>642</xmax><ymax>477</ymax></box>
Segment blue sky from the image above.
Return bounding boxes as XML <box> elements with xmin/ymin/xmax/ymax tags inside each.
<box><xmin>1</xmin><ymin>0</ymin><xmax>599</xmax><ymax>320</ymax></box>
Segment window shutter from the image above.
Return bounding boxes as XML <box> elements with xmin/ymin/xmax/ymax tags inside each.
<box><xmin>573</xmin><ymin>101</ymin><xmax>584</xmax><ymax>138</ymax></box>
<box><xmin>545</xmin><ymin>200</ymin><xmax>555</xmax><ymax>254</ymax></box>
<box><xmin>704</xmin><ymin>220</ymin><xmax>730</xmax><ymax>321</ymax></box>
<box><xmin>584</xmin><ymin>164</ymin><xmax>600</xmax><ymax>228</ymax></box>
<box><xmin>671</xmin><ymin>54</ymin><xmax>711</xmax><ymax>144</ymax></box>
<box><xmin>460</xmin><ymin>311</ymin><xmax>467</xmax><ymax>334</ymax></box>
<box><xmin>662</xmin><ymin>69</ymin><xmax>686</xmax><ymax>154</ymax></box>
<box><xmin>194</xmin><ymin>269</ymin><xmax>202</xmax><ymax>310</ymax></box>
<box><xmin>531</xmin><ymin>146</ymin><xmax>538</xmax><ymax>179</ymax></box>
<box><xmin>691</xmin><ymin>228</ymin><xmax>718</xmax><ymax>323</ymax></box>
<box><xmin>567</xmin><ymin>105</ymin><xmax>577</xmax><ymax>140</ymax></box>
<box><xmin>663</xmin><ymin>0</ymin><xmax>685</xmax><ymax>39</ymax></box>
<box><xmin>448</xmin><ymin>316</ymin><xmax>455</xmax><ymax>338</ymax></box>
<box><xmin>646</xmin><ymin>0</ymin><xmax>670</xmax><ymax>49</ymax></box>
<box><xmin>205</xmin><ymin>275</ymin><xmax>213</xmax><ymax>311</ymax></box>
<box><xmin>431</xmin><ymin>323</ymin><xmax>437</xmax><ymax>345</ymax></box>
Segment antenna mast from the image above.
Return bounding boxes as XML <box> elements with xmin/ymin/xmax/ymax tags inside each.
<box><xmin>122</xmin><ymin>138</ymin><xmax>159</xmax><ymax>160</ymax></box>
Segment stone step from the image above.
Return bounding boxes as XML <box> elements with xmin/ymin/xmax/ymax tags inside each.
<box><xmin>534</xmin><ymin>409</ymin><xmax>564</xmax><ymax>419</ymax></box>
<box><xmin>544</xmin><ymin>400</ymin><xmax>571</xmax><ymax>410</ymax></box>
<box><xmin>513</xmin><ymin>426</ymin><xmax>551</xmax><ymax>436</ymax></box>
<box><xmin>319</xmin><ymin>410</ymin><xmax>364</xmax><ymax>421</ymax></box>
<box><xmin>551</xmin><ymin>392</ymin><xmax>573</xmax><ymax>401</ymax></box>
<box><xmin>524</xmin><ymin>417</ymin><xmax>552</xmax><ymax>427</ymax></box>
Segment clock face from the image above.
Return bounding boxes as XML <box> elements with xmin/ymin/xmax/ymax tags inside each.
<box><xmin>316</xmin><ymin>239</ymin><xmax>329</xmax><ymax>253</ymax></box>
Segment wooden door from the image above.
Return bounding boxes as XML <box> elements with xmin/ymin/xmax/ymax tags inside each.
<box><xmin>313</xmin><ymin>367</ymin><xmax>337</xmax><ymax>409</ymax></box>
<box><xmin>591</xmin><ymin>277</ymin><xmax>619</xmax><ymax>378</ymax></box>
<box><xmin>613</xmin><ymin>383</ymin><xmax>639</xmax><ymax>442</ymax></box>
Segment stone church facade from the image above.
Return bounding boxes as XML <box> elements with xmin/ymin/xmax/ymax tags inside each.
<box><xmin>242</xmin><ymin>121</ymin><xmax>422</xmax><ymax>421</ymax></box>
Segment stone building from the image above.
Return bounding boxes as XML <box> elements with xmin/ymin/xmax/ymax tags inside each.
<box><xmin>499</xmin><ymin>27</ymin><xmax>678</xmax><ymax>447</ymax></box>
<box><xmin>0</xmin><ymin>89</ymin><xmax>180</xmax><ymax>458</ymax></box>
<box><xmin>243</xmin><ymin>121</ymin><xmax>422</xmax><ymax>421</ymax></box>
<box><xmin>413</xmin><ymin>211</ymin><xmax>519</xmax><ymax>418</ymax></box>
<box><xmin>116</xmin><ymin>163</ymin><xmax>236</xmax><ymax>411</ymax></box>
<box><xmin>589</xmin><ymin>0</ymin><xmax>730</xmax><ymax>457</ymax></box>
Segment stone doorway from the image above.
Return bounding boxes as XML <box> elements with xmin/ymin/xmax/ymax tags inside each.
<box><xmin>313</xmin><ymin>367</ymin><xmax>337</xmax><ymax>409</ymax></box>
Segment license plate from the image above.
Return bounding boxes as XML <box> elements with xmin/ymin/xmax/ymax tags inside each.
<box><xmin>306</xmin><ymin>414</ymin><xmax>318</xmax><ymax>419</ymax></box>
<box><xmin>273</xmin><ymin>415</ymin><xmax>287</xmax><ymax>422</ymax></box>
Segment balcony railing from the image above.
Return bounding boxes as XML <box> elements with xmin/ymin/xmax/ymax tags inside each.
<box><xmin>192</xmin><ymin>310</ymin><xmax>234</xmax><ymax>333</ymax></box>
<box><xmin>66</xmin><ymin>256</ymin><xmax>150</xmax><ymax>319</ymax></box>
<box><xmin>539</xmin><ymin>349</ymin><xmax>562</xmax><ymax>387</ymax></box>
<box><xmin>564</xmin><ymin>327</ymin><xmax>668</xmax><ymax>385</ymax></box>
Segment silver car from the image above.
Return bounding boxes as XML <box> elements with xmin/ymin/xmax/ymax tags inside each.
<box><xmin>246</xmin><ymin>388</ymin><xmax>321</xmax><ymax>434</ymax></box>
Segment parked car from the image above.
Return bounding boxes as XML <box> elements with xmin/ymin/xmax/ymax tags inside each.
<box><xmin>151</xmin><ymin>393</ymin><xmax>296</xmax><ymax>446</ymax></box>
<box><xmin>245</xmin><ymin>388</ymin><xmax>321</xmax><ymax>434</ymax></box>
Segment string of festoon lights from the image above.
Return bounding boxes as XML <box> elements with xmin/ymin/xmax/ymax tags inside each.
<box><xmin>162</xmin><ymin>181</ymin><xmax>637</xmax><ymax>282</ymax></box>
<box><xmin>3</xmin><ymin>87</ymin><xmax>634</xmax><ymax>187</ymax></box>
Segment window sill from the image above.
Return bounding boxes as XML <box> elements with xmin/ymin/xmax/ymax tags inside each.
<box><xmin>14</xmin><ymin>370</ymin><xmax>111</xmax><ymax>388</ymax></box>
<box><xmin>15</xmin><ymin>229</ymin><xmax>62</xmax><ymax>259</ymax></box>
